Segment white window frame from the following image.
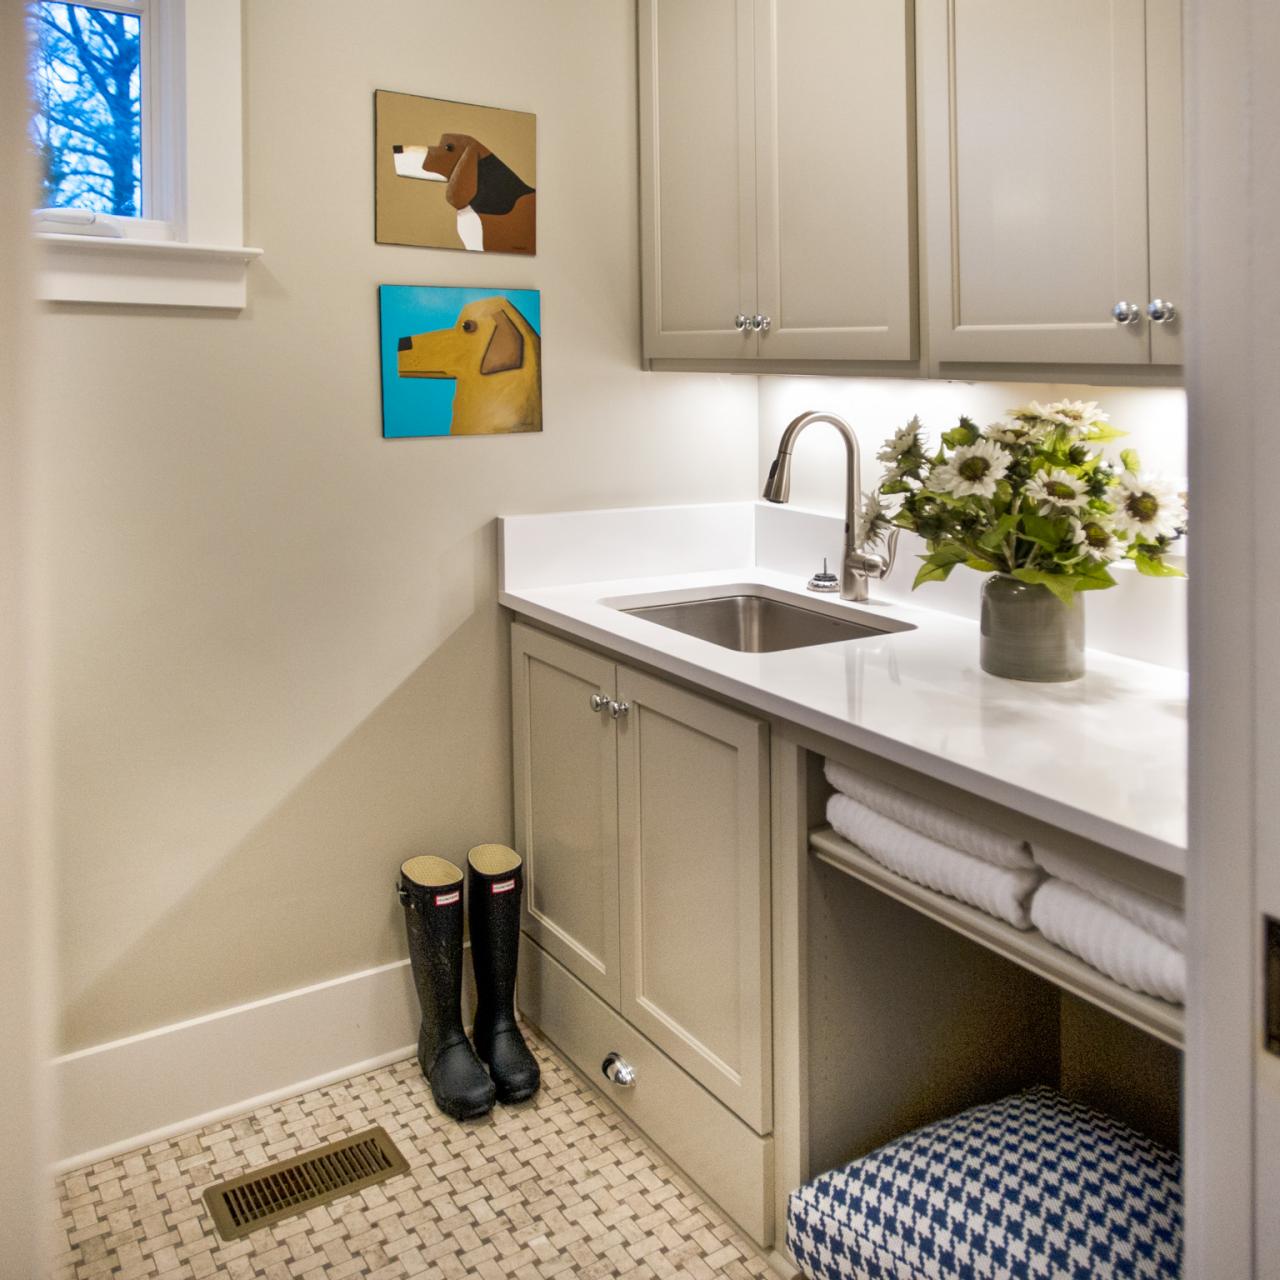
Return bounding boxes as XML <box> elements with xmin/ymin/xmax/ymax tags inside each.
<box><xmin>33</xmin><ymin>0</ymin><xmax>260</xmax><ymax>308</ymax></box>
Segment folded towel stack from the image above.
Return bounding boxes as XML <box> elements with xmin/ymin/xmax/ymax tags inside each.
<box><xmin>1030</xmin><ymin>846</ymin><xmax>1186</xmax><ymax>1004</ymax></box>
<box><xmin>823</xmin><ymin>760</ymin><xmax>1187</xmax><ymax>1005</ymax></box>
<box><xmin>824</xmin><ymin>761</ymin><xmax>1045</xmax><ymax>929</ymax></box>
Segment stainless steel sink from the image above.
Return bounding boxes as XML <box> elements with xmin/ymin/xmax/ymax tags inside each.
<box><xmin>621</xmin><ymin>592</ymin><xmax>912</xmax><ymax>653</ymax></box>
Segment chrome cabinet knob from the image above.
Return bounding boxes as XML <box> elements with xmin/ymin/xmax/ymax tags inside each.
<box><xmin>602</xmin><ymin>1052</ymin><xmax>636</xmax><ymax>1087</ymax></box>
<box><xmin>589</xmin><ymin>693</ymin><xmax>610</xmax><ymax>713</ymax></box>
<box><xmin>1112</xmin><ymin>301</ymin><xmax>1142</xmax><ymax>325</ymax></box>
<box><xmin>608</xmin><ymin>699</ymin><xmax>631</xmax><ymax>719</ymax></box>
<box><xmin>751</xmin><ymin>313</ymin><xmax>771</xmax><ymax>332</ymax></box>
<box><xmin>1147</xmin><ymin>298</ymin><xmax>1177</xmax><ymax>324</ymax></box>
<box><xmin>734</xmin><ymin>313</ymin><xmax>748</xmax><ymax>331</ymax></box>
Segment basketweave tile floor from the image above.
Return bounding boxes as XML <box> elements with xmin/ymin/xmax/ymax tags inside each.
<box><xmin>51</xmin><ymin>1028</ymin><xmax>776</xmax><ymax>1280</ymax></box>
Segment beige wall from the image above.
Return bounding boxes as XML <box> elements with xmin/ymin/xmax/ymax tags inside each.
<box><xmin>35</xmin><ymin>0</ymin><xmax>757</xmax><ymax>1052</ymax></box>
<box><xmin>2</xmin><ymin>0</ymin><xmax>53</xmax><ymax>1269</ymax></box>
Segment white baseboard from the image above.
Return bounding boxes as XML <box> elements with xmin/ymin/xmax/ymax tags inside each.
<box><xmin>52</xmin><ymin>956</ymin><xmax>470</xmax><ymax>1172</ymax></box>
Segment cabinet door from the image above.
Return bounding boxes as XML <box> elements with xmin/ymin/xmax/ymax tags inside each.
<box><xmin>616</xmin><ymin>668</ymin><xmax>772</xmax><ymax>1132</ymax></box>
<box><xmin>639</xmin><ymin>0</ymin><xmax>760</xmax><ymax>360</ymax></box>
<box><xmin>755</xmin><ymin>0</ymin><xmax>916</xmax><ymax>360</ymax></box>
<box><xmin>1146</xmin><ymin>0</ymin><xmax>1183</xmax><ymax>366</ymax></box>
<box><xmin>920</xmin><ymin>0</ymin><xmax>1152</xmax><ymax>365</ymax></box>
<box><xmin>511</xmin><ymin>624</ymin><xmax>620</xmax><ymax>1008</ymax></box>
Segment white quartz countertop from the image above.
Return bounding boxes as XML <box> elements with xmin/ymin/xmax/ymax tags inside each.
<box><xmin>499</xmin><ymin>503</ymin><xmax>1187</xmax><ymax>875</ymax></box>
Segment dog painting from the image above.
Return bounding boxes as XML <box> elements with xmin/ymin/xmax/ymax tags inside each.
<box><xmin>375</xmin><ymin>91</ymin><xmax>536</xmax><ymax>255</ymax></box>
<box><xmin>379</xmin><ymin>286</ymin><xmax>542</xmax><ymax>438</ymax></box>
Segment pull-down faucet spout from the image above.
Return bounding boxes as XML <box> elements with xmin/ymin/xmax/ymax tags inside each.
<box><xmin>763</xmin><ymin>410</ymin><xmax>898</xmax><ymax>603</ymax></box>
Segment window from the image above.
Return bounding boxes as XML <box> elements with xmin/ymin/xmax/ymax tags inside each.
<box><xmin>29</xmin><ymin>0</ymin><xmax>259</xmax><ymax>309</ymax></box>
<box><xmin>29</xmin><ymin>0</ymin><xmax>146</xmax><ymax>222</ymax></box>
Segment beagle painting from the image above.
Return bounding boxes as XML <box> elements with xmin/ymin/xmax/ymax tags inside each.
<box><xmin>379</xmin><ymin>286</ymin><xmax>542</xmax><ymax>438</ymax></box>
<box><xmin>393</xmin><ymin>135</ymin><xmax>536</xmax><ymax>254</ymax></box>
<box><xmin>374</xmin><ymin>90</ymin><xmax>537</xmax><ymax>255</ymax></box>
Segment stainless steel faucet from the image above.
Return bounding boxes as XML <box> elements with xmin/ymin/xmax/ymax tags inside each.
<box><xmin>762</xmin><ymin>410</ymin><xmax>899</xmax><ymax>603</ymax></box>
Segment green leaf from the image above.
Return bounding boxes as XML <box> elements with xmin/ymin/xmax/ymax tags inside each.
<box><xmin>1019</xmin><ymin>512</ymin><xmax>1069</xmax><ymax>549</ymax></box>
<box><xmin>965</xmin><ymin>556</ymin><xmax>999</xmax><ymax>572</ymax></box>
<box><xmin>1084</xmin><ymin>423</ymin><xmax>1129</xmax><ymax>442</ymax></box>
<box><xmin>1072</xmin><ymin>569</ymin><xmax>1118</xmax><ymax>592</ymax></box>
<box><xmin>1133</xmin><ymin>550</ymin><xmax>1185</xmax><ymax>578</ymax></box>
<box><xmin>977</xmin><ymin>513</ymin><xmax>1018</xmax><ymax>552</ymax></box>
<box><xmin>1120</xmin><ymin>448</ymin><xmax>1142</xmax><ymax>474</ymax></box>
<box><xmin>911</xmin><ymin>544</ymin><xmax>971</xmax><ymax>589</ymax></box>
<box><xmin>940</xmin><ymin>420</ymin><xmax>978</xmax><ymax>449</ymax></box>
<box><xmin>913</xmin><ymin>559</ymin><xmax>956</xmax><ymax>588</ymax></box>
<box><xmin>1010</xmin><ymin>567</ymin><xmax>1080</xmax><ymax>606</ymax></box>
<box><xmin>1073</xmin><ymin>559</ymin><xmax>1119</xmax><ymax>586</ymax></box>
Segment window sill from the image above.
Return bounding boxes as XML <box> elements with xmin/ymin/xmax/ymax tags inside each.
<box><xmin>35</xmin><ymin>232</ymin><xmax>263</xmax><ymax>309</ymax></box>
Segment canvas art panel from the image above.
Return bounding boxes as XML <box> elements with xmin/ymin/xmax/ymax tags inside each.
<box><xmin>379</xmin><ymin>285</ymin><xmax>542</xmax><ymax>439</ymax></box>
<box><xmin>375</xmin><ymin>90</ymin><xmax>537</xmax><ymax>254</ymax></box>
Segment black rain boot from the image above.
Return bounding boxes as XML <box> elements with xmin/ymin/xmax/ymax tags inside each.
<box><xmin>467</xmin><ymin>844</ymin><xmax>541</xmax><ymax>1103</ymax></box>
<box><xmin>398</xmin><ymin>856</ymin><xmax>496</xmax><ymax>1121</ymax></box>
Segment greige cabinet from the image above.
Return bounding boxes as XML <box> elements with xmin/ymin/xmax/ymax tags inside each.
<box><xmin>919</xmin><ymin>0</ymin><xmax>1184</xmax><ymax>366</ymax></box>
<box><xmin>511</xmin><ymin>624</ymin><xmax>621</xmax><ymax>1006</ymax></box>
<box><xmin>510</xmin><ymin>623</ymin><xmax>772</xmax><ymax>1132</ymax></box>
<box><xmin>638</xmin><ymin>0</ymin><xmax>916</xmax><ymax>362</ymax></box>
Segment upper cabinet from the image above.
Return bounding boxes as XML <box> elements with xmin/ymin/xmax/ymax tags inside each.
<box><xmin>638</xmin><ymin>0</ymin><xmax>1184</xmax><ymax>373</ymax></box>
<box><xmin>638</xmin><ymin>0</ymin><xmax>916</xmax><ymax>362</ymax></box>
<box><xmin>920</xmin><ymin>0</ymin><xmax>1183</xmax><ymax>367</ymax></box>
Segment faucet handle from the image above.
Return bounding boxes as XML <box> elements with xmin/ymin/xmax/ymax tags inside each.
<box><xmin>879</xmin><ymin>528</ymin><xmax>901</xmax><ymax>578</ymax></box>
<box><xmin>848</xmin><ymin>529</ymin><xmax>900</xmax><ymax>582</ymax></box>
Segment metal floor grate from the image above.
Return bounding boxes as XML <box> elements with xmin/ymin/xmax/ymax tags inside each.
<box><xmin>202</xmin><ymin>1125</ymin><xmax>409</xmax><ymax>1241</ymax></box>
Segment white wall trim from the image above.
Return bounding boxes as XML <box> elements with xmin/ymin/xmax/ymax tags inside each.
<box><xmin>53</xmin><ymin>958</ymin><xmax>443</xmax><ymax>1172</ymax></box>
<box><xmin>35</xmin><ymin>235</ymin><xmax>262</xmax><ymax>309</ymax></box>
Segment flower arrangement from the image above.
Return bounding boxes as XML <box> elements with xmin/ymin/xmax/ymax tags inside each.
<box><xmin>865</xmin><ymin>400</ymin><xmax>1186</xmax><ymax>604</ymax></box>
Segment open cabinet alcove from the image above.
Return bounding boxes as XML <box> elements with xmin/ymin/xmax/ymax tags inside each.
<box><xmin>771</xmin><ymin>736</ymin><xmax>1184</xmax><ymax>1263</ymax></box>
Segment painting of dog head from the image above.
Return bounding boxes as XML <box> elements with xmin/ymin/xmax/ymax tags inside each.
<box><xmin>379</xmin><ymin>286</ymin><xmax>542</xmax><ymax>438</ymax></box>
<box><xmin>375</xmin><ymin>90</ymin><xmax>536</xmax><ymax>255</ymax></box>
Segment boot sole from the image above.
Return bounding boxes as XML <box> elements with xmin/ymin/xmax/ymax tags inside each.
<box><xmin>494</xmin><ymin>1081</ymin><xmax>540</xmax><ymax>1105</ymax></box>
<box><xmin>439</xmin><ymin>1098</ymin><xmax>495</xmax><ymax>1121</ymax></box>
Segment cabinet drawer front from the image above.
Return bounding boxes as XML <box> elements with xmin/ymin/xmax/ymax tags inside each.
<box><xmin>511</xmin><ymin>624</ymin><xmax>620</xmax><ymax>1007</ymax></box>
<box><xmin>921</xmin><ymin>0</ymin><xmax>1152</xmax><ymax>364</ymax></box>
<box><xmin>639</xmin><ymin>0</ymin><xmax>760</xmax><ymax>359</ymax></box>
<box><xmin>616</xmin><ymin>669</ymin><xmax>772</xmax><ymax>1133</ymax></box>
<box><xmin>518</xmin><ymin>936</ymin><xmax>774</xmax><ymax>1248</ymax></box>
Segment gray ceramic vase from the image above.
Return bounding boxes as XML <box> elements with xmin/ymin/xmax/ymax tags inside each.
<box><xmin>979</xmin><ymin>574</ymin><xmax>1084</xmax><ymax>682</ymax></box>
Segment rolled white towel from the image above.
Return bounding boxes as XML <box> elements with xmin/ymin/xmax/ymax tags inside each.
<box><xmin>827</xmin><ymin>792</ymin><xmax>1045</xmax><ymax>930</ymax></box>
<box><xmin>1033</xmin><ymin>845</ymin><xmax>1185</xmax><ymax>951</ymax></box>
<box><xmin>1030</xmin><ymin>878</ymin><xmax>1185</xmax><ymax>1005</ymax></box>
<box><xmin>825</xmin><ymin>759</ymin><xmax>1035</xmax><ymax>871</ymax></box>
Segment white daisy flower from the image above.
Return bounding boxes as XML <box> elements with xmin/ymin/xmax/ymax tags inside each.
<box><xmin>1070</xmin><ymin>516</ymin><xmax>1123</xmax><ymax>563</ymax></box>
<box><xmin>859</xmin><ymin>489</ymin><xmax>895</xmax><ymax>545</ymax></box>
<box><xmin>876</xmin><ymin>416</ymin><xmax>923</xmax><ymax>464</ymax></box>
<box><xmin>1025</xmin><ymin>468</ymin><xmax>1090</xmax><ymax>515</ymax></box>
<box><xmin>1111</xmin><ymin>472</ymin><xmax>1187</xmax><ymax>542</ymax></box>
<box><xmin>986</xmin><ymin>419</ymin><xmax>1042</xmax><ymax>446</ymax></box>
<box><xmin>1044</xmin><ymin>399</ymin><xmax>1109</xmax><ymax>429</ymax></box>
<box><xmin>1009</xmin><ymin>401</ymin><xmax>1056</xmax><ymax>424</ymax></box>
<box><xmin>931</xmin><ymin>439</ymin><xmax>1012</xmax><ymax>499</ymax></box>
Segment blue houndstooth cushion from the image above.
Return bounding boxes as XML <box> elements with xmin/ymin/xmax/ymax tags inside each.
<box><xmin>788</xmin><ymin>1086</ymin><xmax>1182</xmax><ymax>1280</ymax></box>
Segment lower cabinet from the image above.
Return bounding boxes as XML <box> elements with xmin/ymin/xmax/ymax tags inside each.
<box><xmin>510</xmin><ymin>622</ymin><xmax>774</xmax><ymax>1242</ymax></box>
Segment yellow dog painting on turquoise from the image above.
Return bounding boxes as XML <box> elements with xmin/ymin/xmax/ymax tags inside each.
<box><xmin>379</xmin><ymin>286</ymin><xmax>542</xmax><ymax>438</ymax></box>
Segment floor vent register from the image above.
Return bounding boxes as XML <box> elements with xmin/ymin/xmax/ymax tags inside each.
<box><xmin>202</xmin><ymin>1125</ymin><xmax>409</xmax><ymax>1241</ymax></box>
